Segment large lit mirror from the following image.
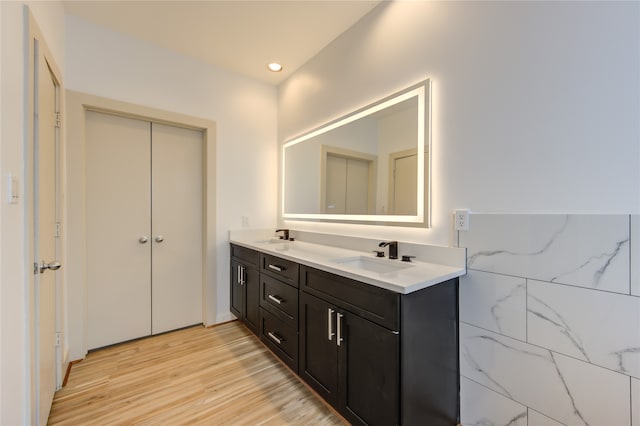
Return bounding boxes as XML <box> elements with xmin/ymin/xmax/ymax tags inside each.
<box><xmin>282</xmin><ymin>78</ymin><xmax>431</xmax><ymax>227</ymax></box>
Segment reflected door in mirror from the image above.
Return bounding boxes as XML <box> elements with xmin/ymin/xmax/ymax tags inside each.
<box><xmin>390</xmin><ymin>151</ymin><xmax>417</xmax><ymax>215</ymax></box>
<box><xmin>326</xmin><ymin>154</ymin><xmax>372</xmax><ymax>214</ymax></box>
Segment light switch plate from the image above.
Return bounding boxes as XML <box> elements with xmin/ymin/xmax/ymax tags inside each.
<box><xmin>7</xmin><ymin>174</ymin><xmax>18</xmax><ymax>204</ymax></box>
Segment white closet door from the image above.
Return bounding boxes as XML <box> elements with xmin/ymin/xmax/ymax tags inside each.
<box><xmin>345</xmin><ymin>157</ymin><xmax>370</xmax><ymax>214</ymax></box>
<box><xmin>325</xmin><ymin>154</ymin><xmax>347</xmax><ymax>213</ymax></box>
<box><xmin>86</xmin><ymin>111</ymin><xmax>152</xmax><ymax>350</ymax></box>
<box><xmin>151</xmin><ymin>123</ymin><xmax>203</xmax><ymax>334</ymax></box>
<box><xmin>392</xmin><ymin>154</ymin><xmax>417</xmax><ymax>215</ymax></box>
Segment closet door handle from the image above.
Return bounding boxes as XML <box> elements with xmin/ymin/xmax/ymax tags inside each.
<box><xmin>138</xmin><ymin>236</ymin><xmax>149</xmax><ymax>244</ymax></box>
<box><xmin>155</xmin><ymin>235</ymin><xmax>164</xmax><ymax>243</ymax></box>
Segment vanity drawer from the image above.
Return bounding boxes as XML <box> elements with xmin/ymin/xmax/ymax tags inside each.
<box><xmin>260</xmin><ymin>253</ymin><xmax>299</xmax><ymax>287</ymax></box>
<box><xmin>260</xmin><ymin>275</ymin><xmax>298</xmax><ymax>326</ymax></box>
<box><xmin>230</xmin><ymin>244</ymin><xmax>259</xmax><ymax>268</ymax></box>
<box><xmin>300</xmin><ymin>265</ymin><xmax>399</xmax><ymax>331</ymax></box>
<box><xmin>260</xmin><ymin>308</ymin><xmax>298</xmax><ymax>372</ymax></box>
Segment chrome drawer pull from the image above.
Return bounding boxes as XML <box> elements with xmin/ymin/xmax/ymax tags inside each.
<box><xmin>267</xmin><ymin>331</ymin><xmax>282</xmax><ymax>344</ymax></box>
<box><xmin>328</xmin><ymin>308</ymin><xmax>335</xmax><ymax>341</ymax></box>
<box><xmin>268</xmin><ymin>294</ymin><xmax>284</xmax><ymax>304</ymax></box>
<box><xmin>268</xmin><ymin>264</ymin><xmax>284</xmax><ymax>272</ymax></box>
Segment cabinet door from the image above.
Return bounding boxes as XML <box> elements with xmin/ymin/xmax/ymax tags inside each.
<box><xmin>230</xmin><ymin>260</ymin><xmax>259</xmax><ymax>334</ymax></box>
<box><xmin>299</xmin><ymin>292</ymin><xmax>339</xmax><ymax>406</ymax></box>
<box><xmin>243</xmin><ymin>266</ymin><xmax>260</xmax><ymax>334</ymax></box>
<box><xmin>230</xmin><ymin>260</ymin><xmax>244</xmax><ymax>319</ymax></box>
<box><xmin>338</xmin><ymin>312</ymin><xmax>399</xmax><ymax>426</ymax></box>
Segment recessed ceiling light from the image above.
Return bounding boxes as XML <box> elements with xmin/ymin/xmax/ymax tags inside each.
<box><xmin>267</xmin><ymin>63</ymin><xmax>283</xmax><ymax>72</ymax></box>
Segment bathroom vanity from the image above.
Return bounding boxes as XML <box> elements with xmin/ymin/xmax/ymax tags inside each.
<box><xmin>229</xmin><ymin>230</ymin><xmax>466</xmax><ymax>426</ymax></box>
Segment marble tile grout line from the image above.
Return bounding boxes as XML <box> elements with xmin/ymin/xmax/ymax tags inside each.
<box><xmin>460</xmin><ymin>321</ymin><xmax>637</xmax><ymax>380</ymax></box>
<box><xmin>467</xmin><ymin>267</ymin><xmax>640</xmax><ymax>299</ymax></box>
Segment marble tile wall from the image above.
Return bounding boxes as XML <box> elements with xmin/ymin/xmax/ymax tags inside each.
<box><xmin>458</xmin><ymin>214</ymin><xmax>639</xmax><ymax>426</ymax></box>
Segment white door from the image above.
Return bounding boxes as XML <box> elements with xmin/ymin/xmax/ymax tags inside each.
<box><xmin>86</xmin><ymin>113</ymin><xmax>203</xmax><ymax>349</ymax></box>
<box><xmin>344</xmin><ymin>157</ymin><xmax>370</xmax><ymax>214</ymax></box>
<box><xmin>325</xmin><ymin>154</ymin><xmax>347</xmax><ymax>213</ymax></box>
<box><xmin>34</xmin><ymin>50</ymin><xmax>60</xmax><ymax>425</ymax></box>
<box><xmin>391</xmin><ymin>153</ymin><xmax>417</xmax><ymax>215</ymax></box>
<box><xmin>86</xmin><ymin>112</ymin><xmax>152</xmax><ymax>350</ymax></box>
<box><xmin>151</xmin><ymin>123</ymin><xmax>203</xmax><ymax>334</ymax></box>
<box><xmin>325</xmin><ymin>153</ymin><xmax>370</xmax><ymax>214</ymax></box>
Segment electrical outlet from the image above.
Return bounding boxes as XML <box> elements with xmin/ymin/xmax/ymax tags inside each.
<box><xmin>241</xmin><ymin>216</ymin><xmax>249</xmax><ymax>228</ymax></box>
<box><xmin>454</xmin><ymin>209</ymin><xmax>469</xmax><ymax>231</ymax></box>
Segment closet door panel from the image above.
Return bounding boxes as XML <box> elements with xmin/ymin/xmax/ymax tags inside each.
<box><xmin>86</xmin><ymin>111</ymin><xmax>152</xmax><ymax>349</ymax></box>
<box><xmin>151</xmin><ymin>123</ymin><xmax>203</xmax><ymax>333</ymax></box>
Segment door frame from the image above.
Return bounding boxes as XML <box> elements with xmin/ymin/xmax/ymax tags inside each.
<box><xmin>65</xmin><ymin>91</ymin><xmax>217</xmax><ymax>360</ymax></box>
<box><xmin>25</xmin><ymin>9</ymin><xmax>65</xmax><ymax>424</ymax></box>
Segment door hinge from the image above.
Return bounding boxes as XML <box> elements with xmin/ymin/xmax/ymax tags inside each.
<box><xmin>55</xmin><ymin>222</ymin><xmax>61</xmax><ymax>238</ymax></box>
<box><xmin>55</xmin><ymin>332</ymin><xmax>61</xmax><ymax>347</ymax></box>
<box><xmin>55</xmin><ymin>112</ymin><xmax>61</xmax><ymax>128</ymax></box>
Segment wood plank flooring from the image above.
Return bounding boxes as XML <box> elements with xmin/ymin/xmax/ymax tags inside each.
<box><xmin>48</xmin><ymin>321</ymin><xmax>347</xmax><ymax>425</ymax></box>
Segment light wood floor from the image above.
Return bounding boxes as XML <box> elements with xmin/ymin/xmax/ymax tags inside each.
<box><xmin>48</xmin><ymin>321</ymin><xmax>347</xmax><ymax>425</ymax></box>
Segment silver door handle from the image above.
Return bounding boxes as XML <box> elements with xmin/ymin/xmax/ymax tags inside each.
<box><xmin>268</xmin><ymin>294</ymin><xmax>283</xmax><ymax>304</ymax></box>
<box><xmin>39</xmin><ymin>260</ymin><xmax>61</xmax><ymax>274</ymax></box>
<box><xmin>328</xmin><ymin>308</ymin><xmax>335</xmax><ymax>341</ymax></box>
<box><xmin>138</xmin><ymin>236</ymin><xmax>149</xmax><ymax>244</ymax></box>
<box><xmin>238</xmin><ymin>265</ymin><xmax>244</xmax><ymax>285</ymax></box>
<box><xmin>336</xmin><ymin>312</ymin><xmax>343</xmax><ymax>346</ymax></box>
<box><xmin>267</xmin><ymin>332</ymin><xmax>282</xmax><ymax>345</ymax></box>
<box><xmin>155</xmin><ymin>235</ymin><xmax>164</xmax><ymax>243</ymax></box>
<box><xmin>268</xmin><ymin>264</ymin><xmax>283</xmax><ymax>272</ymax></box>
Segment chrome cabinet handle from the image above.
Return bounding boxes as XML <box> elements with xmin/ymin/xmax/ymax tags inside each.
<box><xmin>336</xmin><ymin>312</ymin><xmax>343</xmax><ymax>346</ymax></box>
<box><xmin>155</xmin><ymin>235</ymin><xmax>164</xmax><ymax>243</ymax></box>
<box><xmin>138</xmin><ymin>236</ymin><xmax>149</xmax><ymax>244</ymax></box>
<box><xmin>267</xmin><ymin>332</ymin><xmax>282</xmax><ymax>344</ymax></box>
<box><xmin>268</xmin><ymin>294</ymin><xmax>283</xmax><ymax>304</ymax></box>
<box><xmin>268</xmin><ymin>264</ymin><xmax>283</xmax><ymax>272</ymax></box>
<box><xmin>38</xmin><ymin>260</ymin><xmax>61</xmax><ymax>274</ymax></box>
<box><xmin>328</xmin><ymin>308</ymin><xmax>335</xmax><ymax>341</ymax></box>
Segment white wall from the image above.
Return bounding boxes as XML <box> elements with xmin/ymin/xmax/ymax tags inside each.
<box><xmin>278</xmin><ymin>2</ymin><xmax>639</xmax><ymax>424</ymax></box>
<box><xmin>278</xmin><ymin>1</ymin><xmax>640</xmax><ymax>245</ymax></box>
<box><xmin>1</xmin><ymin>1</ymin><xmax>65</xmax><ymax>424</ymax></box>
<box><xmin>64</xmin><ymin>15</ymin><xmax>278</xmax><ymax>355</ymax></box>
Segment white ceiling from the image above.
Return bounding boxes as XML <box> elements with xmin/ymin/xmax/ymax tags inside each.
<box><xmin>63</xmin><ymin>0</ymin><xmax>381</xmax><ymax>85</ymax></box>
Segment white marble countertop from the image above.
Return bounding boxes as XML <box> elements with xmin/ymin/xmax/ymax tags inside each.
<box><xmin>229</xmin><ymin>232</ymin><xmax>466</xmax><ymax>294</ymax></box>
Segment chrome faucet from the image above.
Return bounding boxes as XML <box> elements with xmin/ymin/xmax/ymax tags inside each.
<box><xmin>378</xmin><ymin>241</ymin><xmax>398</xmax><ymax>259</ymax></box>
<box><xmin>275</xmin><ymin>228</ymin><xmax>290</xmax><ymax>240</ymax></box>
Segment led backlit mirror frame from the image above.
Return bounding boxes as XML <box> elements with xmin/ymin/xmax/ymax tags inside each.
<box><xmin>282</xmin><ymin>78</ymin><xmax>431</xmax><ymax>227</ymax></box>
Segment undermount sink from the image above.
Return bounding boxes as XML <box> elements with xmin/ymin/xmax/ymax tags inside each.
<box><xmin>254</xmin><ymin>238</ymin><xmax>290</xmax><ymax>245</ymax></box>
<box><xmin>334</xmin><ymin>255</ymin><xmax>414</xmax><ymax>274</ymax></box>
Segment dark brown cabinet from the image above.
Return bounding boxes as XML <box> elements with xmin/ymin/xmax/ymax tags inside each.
<box><xmin>230</xmin><ymin>244</ymin><xmax>459</xmax><ymax>425</ymax></box>
<box><xmin>300</xmin><ymin>291</ymin><xmax>399</xmax><ymax>425</ymax></box>
<box><xmin>230</xmin><ymin>244</ymin><xmax>260</xmax><ymax>335</ymax></box>
<box><xmin>300</xmin><ymin>265</ymin><xmax>459</xmax><ymax>426</ymax></box>
<box><xmin>258</xmin><ymin>253</ymin><xmax>300</xmax><ymax>372</ymax></box>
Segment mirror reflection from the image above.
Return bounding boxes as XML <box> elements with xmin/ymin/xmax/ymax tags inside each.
<box><xmin>282</xmin><ymin>79</ymin><xmax>430</xmax><ymax>226</ymax></box>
